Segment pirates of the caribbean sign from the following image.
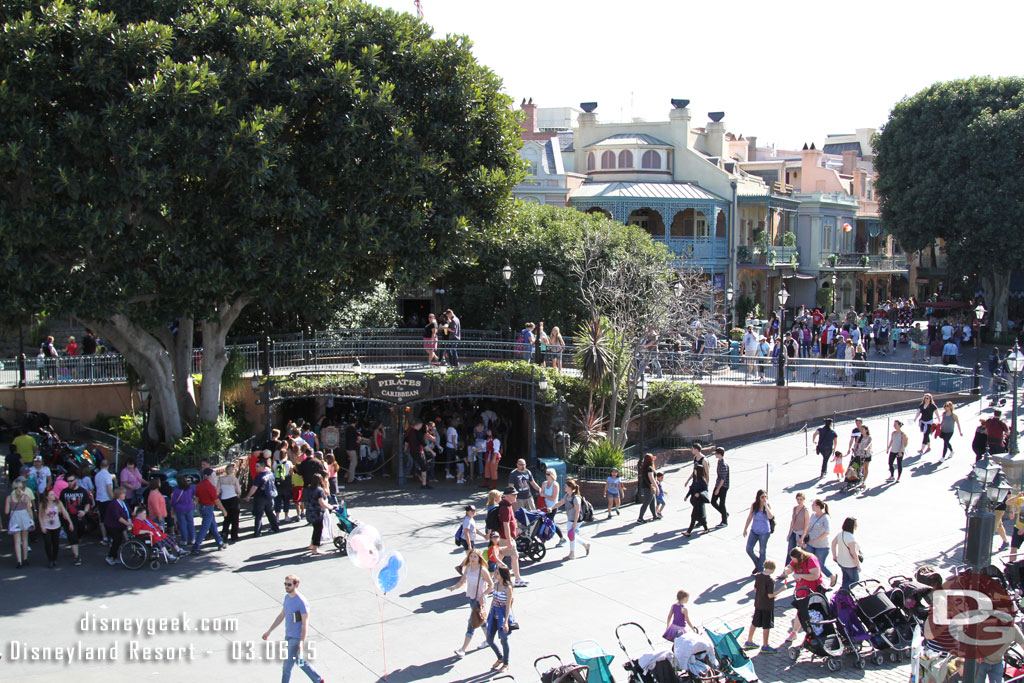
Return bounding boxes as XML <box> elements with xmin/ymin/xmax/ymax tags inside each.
<box><xmin>367</xmin><ymin>375</ymin><xmax>432</xmax><ymax>404</ymax></box>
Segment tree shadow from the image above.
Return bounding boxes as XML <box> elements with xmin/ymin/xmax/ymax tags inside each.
<box><xmin>412</xmin><ymin>592</ymin><xmax>464</xmax><ymax>614</ymax></box>
<box><xmin>782</xmin><ymin>476</ymin><xmax>823</xmax><ymax>494</ymax></box>
<box><xmin>234</xmin><ymin>548</ymin><xmax>336</xmax><ymax>573</ymax></box>
<box><xmin>693</xmin><ymin>576</ymin><xmax>753</xmax><ymax>605</ymax></box>
<box><xmin>401</xmin><ymin>576</ymin><xmax>462</xmax><ymax>599</ymax></box>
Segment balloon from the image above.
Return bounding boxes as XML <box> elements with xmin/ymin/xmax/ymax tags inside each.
<box><xmin>372</xmin><ymin>550</ymin><xmax>407</xmax><ymax>594</ymax></box>
<box><xmin>347</xmin><ymin>524</ymin><xmax>384</xmax><ymax>570</ymax></box>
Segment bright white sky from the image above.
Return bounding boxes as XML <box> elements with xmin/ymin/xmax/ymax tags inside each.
<box><xmin>368</xmin><ymin>0</ymin><xmax>1024</xmax><ymax>149</ymax></box>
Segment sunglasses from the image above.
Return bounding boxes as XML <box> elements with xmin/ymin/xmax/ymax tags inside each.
<box><xmin>284</xmin><ymin>582</ymin><xmax>295</xmax><ymax>587</ymax></box>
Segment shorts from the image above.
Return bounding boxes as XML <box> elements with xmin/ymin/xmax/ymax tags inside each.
<box><xmin>751</xmin><ymin>608</ymin><xmax>775</xmax><ymax>629</ymax></box>
<box><xmin>607</xmin><ymin>493</ymin><xmax>620</xmax><ymax>500</ymax></box>
<box><xmin>655</xmin><ymin>496</ymin><xmax>665</xmax><ymax>505</ymax></box>
<box><xmin>1013</xmin><ymin>528</ymin><xmax>1024</xmax><ymax>551</ymax></box>
<box><xmin>423</xmin><ymin>339</ymin><xmax>438</xmax><ymax>351</ymax></box>
<box><xmin>62</xmin><ymin>517</ymin><xmax>85</xmax><ymax>544</ymax></box>
<box><xmin>410</xmin><ymin>452</ymin><xmax>426</xmax><ymax>473</ymax></box>
<box><xmin>292</xmin><ymin>487</ymin><xmax>304</xmax><ymax>504</ymax></box>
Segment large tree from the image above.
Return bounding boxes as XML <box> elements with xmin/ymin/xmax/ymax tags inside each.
<box><xmin>0</xmin><ymin>0</ymin><xmax>522</xmax><ymax>440</ymax></box>
<box><xmin>874</xmin><ymin>77</ymin><xmax>1024</xmax><ymax>331</ymax></box>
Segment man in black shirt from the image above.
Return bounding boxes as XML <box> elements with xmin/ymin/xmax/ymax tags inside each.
<box><xmin>81</xmin><ymin>329</ymin><xmax>97</xmax><ymax>355</ymax></box>
<box><xmin>711</xmin><ymin>447</ymin><xmax>730</xmax><ymax>527</ymax></box>
<box><xmin>343</xmin><ymin>418</ymin><xmax>361</xmax><ymax>485</ymax></box>
<box><xmin>296</xmin><ymin>452</ymin><xmax>328</xmax><ymax>509</ymax></box>
<box><xmin>813</xmin><ymin>418</ymin><xmax>838</xmax><ymax>477</ymax></box>
<box><xmin>404</xmin><ymin>420</ymin><xmax>430</xmax><ymax>489</ymax></box>
<box><xmin>59</xmin><ymin>473</ymin><xmax>93</xmax><ymax>566</ymax></box>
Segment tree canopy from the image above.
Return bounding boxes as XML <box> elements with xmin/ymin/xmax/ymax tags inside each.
<box><xmin>874</xmin><ymin>76</ymin><xmax>1024</xmax><ymax>330</ymax></box>
<box><xmin>0</xmin><ymin>0</ymin><xmax>523</xmax><ymax>440</ymax></box>
<box><xmin>440</xmin><ymin>202</ymin><xmax>672</xmax><ymax>336</ymax></box>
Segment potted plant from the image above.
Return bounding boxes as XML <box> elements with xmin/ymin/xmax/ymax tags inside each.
<box><xmin>736</xmin><ymin>245</ymin><xmax>751</xmax><ymax>262</ymax></box>
<box><xmin>753</xmin><ymin>228</ymin><xmax>767</xmax><ymax>251</ymax></box>
<box><xmin>861</xmin><ymin>254</ymin><xmax>870</xmax><ymax>267</ymax></box>
<box><xmin>783</xmin><ymin>231</ymin><xmax>797</xmax><ymax>247</ymax></box>
<box><xmin>828</xmin><ymin>253</ymin><xmax>838</xmax><ymax>267</ymax></box>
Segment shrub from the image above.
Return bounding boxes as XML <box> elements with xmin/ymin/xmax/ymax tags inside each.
<box><xmin>584</xmin><ymin>440</ymin><xmax>624</xmax><ymax>469</ymax></box>
<box><xmin>164</xmin><ymin>414</ymin><xmax>240</xmax><ymax>468</ymax></box>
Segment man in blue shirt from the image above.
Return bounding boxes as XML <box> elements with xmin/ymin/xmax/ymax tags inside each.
<box><xmin>262</xmin><ymin>574</ymin><xmax>325</xmax><ymax>682</ymax></box>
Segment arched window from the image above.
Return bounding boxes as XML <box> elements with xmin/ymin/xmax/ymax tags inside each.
<box><xmin>618</xmin><ymin>150</ymin><xmax>633</xmax><ymax>168</ymax></box>
<box><xmin>586</xmin><ymin>152</ymin><xmax>595</xmax><ymax>171</ymax></box>
<box><xmin>601</xmin><ymin>151</ymin><xmax>616</xmax><ymax>169</ymax></box>
<box><xmin>641</xmin><ymin>150</ymin><xmax>660</xmax><ymax>169</ymax></box>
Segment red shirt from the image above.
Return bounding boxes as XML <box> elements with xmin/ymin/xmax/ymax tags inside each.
<box><xmin>812</xmin><ymin>311</ymin><xmax>824</xmax><ymax>327</ymax></box>
<box><xmin>196</xmin><ymin>479</ymin><xmax>219</xmax><ymax>506</ymax></box>
<box><xmin>986</xmin><ymin>418</ymin><xmax>1009</xmax><ymax>443</ymax></box>
<box><xmin>792</xmin><ymin>555</ymin><xmax>824</xmax><ymax>595</ymax></box>
<box><xmin>497</xmin><ymin>500</ymin><xmax>516</xmax><ymax>540</ymax></box>
<box><xmin>132</xmin><ymin>517</ymin><xmax>168</xmax><ymax>542</ymax></box>
<box><xmin>248</xmin><ymin>452</ymin><xmax>261</xmax><ymax>482</ymax></box>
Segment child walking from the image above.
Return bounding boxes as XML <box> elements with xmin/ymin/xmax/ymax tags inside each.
<box><xmin>832</xmin><ymin>450</ymin><xmax>845</xmax><ymax>482</ymax></box>
<box><xmin>662</xmin><ymin>589</ymin><xmax>691</xmax><ymax>641</ymax></box>
<box><xmin>456</xmin><ymin>504</ymin><xmax>485</xmax><ymax>550</ymax></box>
<box><xmin>604</xmin><ymin>468</ymin><xmax>622</xmax><ymax>518</ymax></box>
<box><xmin>745</xmin><ymin>559</ymin><xmax>780</xmax><ymax>652</ymax></box>
<box><xmin>654</xmin><ymin>472</ymin><xmax>666</xmax><ymax>518</ymax></box>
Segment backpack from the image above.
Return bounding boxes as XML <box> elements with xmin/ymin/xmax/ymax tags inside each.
<box><xmin>454</xmin><ymin>524</ymin><xmax>466</xmax><ymax>546</ymax></box>
<box><xmin>485</xmin><ymin>505</ymin><xmax>500</xmax><ymax>532</ymax></box>
<box><xmin>274</xmin><ymin>461</ymin><xmax>287</xmax><ymax>486</ymax></box>
<box><xmin>579</xmin><ymin>496</ymin><xmax>594</xmax><ymax>523</ymax></box>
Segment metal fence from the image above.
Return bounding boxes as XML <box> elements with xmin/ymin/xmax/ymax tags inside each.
<box><xmin>0</xmin><ymin>334</ymin><xmax>977</xmax><ymax>396</ymax></box>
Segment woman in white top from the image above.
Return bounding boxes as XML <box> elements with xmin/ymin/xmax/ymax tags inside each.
<box><xmin>218</xmin><ymin>463</ymin><xmax>242</xmax><ymax>544</ymax></box>
<box><xmin>540</xmin><ymin>468</ymin><xmax>565</xmax><ymax>546</ymax></box>
<box><xmin>447</xmin><ymin>548</ymin><xmax>495</xmax><ymax>659</ymax></box>
<box><xmin>854</xmin><ymin>425</ymin><xmax>873</xmax><ymax>484</ymax></box>
<box><xmin>550</xmin><ymin>478</ymin><xmax>590</xmax><ymax>560</ymax></box>
<box><xmin>831</xmin><ymin>516</ymin><xmax>862</xmax><ymax>591</ymax></box>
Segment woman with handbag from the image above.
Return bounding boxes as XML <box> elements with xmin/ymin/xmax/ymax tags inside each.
<box><xmin>635</xmin><ymin>453</ymin><xmax>658</xmax><ymax>524</ymax></box>
<box><xmin>831</xmin><ymin>516</ymin><xmax>862</xmax><ymax>590</ymax></box>
<box><xmin>448</xmin><ymin>549</ymin><xmax>494</xmax><ymax>659</ymax></box>
<box><xmin>742</xmin><ymin>490</ymin><xmax>774</xmax><ymax>574</ymax></box>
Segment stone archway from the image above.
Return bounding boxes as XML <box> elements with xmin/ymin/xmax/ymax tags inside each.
<box><xmin>670</xmin><ymin>209</ymin><xmax>709</xmax><ymax>238</ymax></box>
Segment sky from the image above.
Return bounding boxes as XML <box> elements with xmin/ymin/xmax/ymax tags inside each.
<box><xmin>367</xmin><ymin>0</ymin><xmax>1024</xmax><ymax>150</ymax></box>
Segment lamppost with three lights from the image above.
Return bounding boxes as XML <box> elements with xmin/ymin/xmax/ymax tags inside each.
<box><xmin>776</xmin><ymin>283</ymin><xmax>789</xmax><ymax>387</ymax></box>
<box><xmin>501</xmin><ymin>259</ymin><xmax>513</xmax><ymax>343</ymax></box>
<box><xmin>532</xmin><ymin>263</ymin><xmax>545</xmax><ymax>364</ymax></box>
<box><xmin>955</xmin><ymin>457</ymin><xmax>1012</xmax><ymax>683</ymax></box>
<box><xmin>528</xmin><ymin>366</ymin><xmax>549</xmax><ymax>468</ymax></box>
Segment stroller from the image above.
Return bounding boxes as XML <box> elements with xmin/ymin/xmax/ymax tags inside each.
<box><xmin>842</xmin><ymin>454</ymin><xmax>866</xmax><ymax>492</ymax></box>
<box><xmin>704</xmin><ymin>618</ymin><xmax>758</xmax><ymax>682</ymax></box>
<box><xmin>534</xmin><ymin>654</ymin><xmax>589</xmax><ymax>683</ymax></box>
<box><xmin>672</xmin><ymin>631</ymin><xmax>722</xmax><ymax>682</ymax></box>
<box><xmin>572</xmin><ymin>639</ymin><xmax>616</xmax><ymax>683</ymax></box>
<box><xmin>514</xmin><ymin>508</ymin><xmax>550</xmax><ymax>563</ymax></box>
<box><xmin>331</xmin><ymin>502</ymin><xmax>357</xmax><ymax>554</ymax></box>
<box><xmin>615</xmin><ymin>622</ymin><xmax>677</xmax><ymax>683</ymax></box>
<box><xmin>787</xmin><ymin>589</ymin><xmax>857</xmax><ymax>672</ymax></box>
<box><xmin>887</xmin><ymin>574</ymin><xmax>935</xmax><ymax>627</ymax></box>
<box><xmin>848</xmin><ymin>579</ymin><xmax>912</xmax><ymax>663</ymax></box>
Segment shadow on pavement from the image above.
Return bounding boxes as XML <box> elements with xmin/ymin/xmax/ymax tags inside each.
<box><xmin>694</xmin><ymin>575</ymin><xmax>753</xmax><ymax>606</ymax></box>
<box><xmin>783</xmin><ymin>476</ymin><xmax>822</xmax><ymax>493</ymax></box>
<box><xmin>400</xmin><ymin>576</ymin><xmax>454</xmax><ymax>599</ymax></box>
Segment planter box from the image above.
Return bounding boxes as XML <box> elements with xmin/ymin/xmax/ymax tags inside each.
<box><xmin>576</xmin><ymin>448</ymin><xmax>702</xmax><ymax>508</ymax></box>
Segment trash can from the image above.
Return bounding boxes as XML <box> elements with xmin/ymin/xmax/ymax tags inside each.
<box><xmin>537</xmin><ymin>457</ymin><xmax>566</xmax><ymax>503</ymax></box>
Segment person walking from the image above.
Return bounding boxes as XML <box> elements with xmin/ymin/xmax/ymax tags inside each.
<box><xmin>497</xmin><ymin>487</ymin><xmax>528</xmax><ymax>587</ymax></box>
<box><xmin>38</xmin><ymin>489</ymin><xmax>68</xmax><ymax>568</ymax></box>
<box><xmin>103</xmin><ymin>487</ymin><xmax>132</xmax><ymax>567</ymax></box>
<box><xmin>94</xmin><ymin>458</ymin><xmax>114</xmax><ymax>545</ymax></box>
<box><xmin>170</xmin><ymin>478</ymin><xmax>196</xmax><ymax>549</ymax></box>
<box><xmin>539</xmin><ymin>468</ymin><xmax>565</xmax><ymax>545</ymax></box>
<box><xmin>448</xmin><ymin>548</ymin><xmax>495</xmax><ymax>658</ymax></box>
<box><xmin>938</xmin><ymin>401</ymin><xmax>963</xmax><ymax>460</ymax></box>
<box><xmin>58</xmin><ymin>472</ymin><xmax>92</xmax><ymax>566</ymax></box>
<box><xmin>442</xmin><ymin>309</ymin><xmax>461</xmax><ymax>367</ymax></box>
<box><xmin>684</xmin><ymin>442</ymin><xmax>710</xmax><ymax>488</ymax></box>
<box><xmin>636</xmin><ymin>453</ymin><xmax>658</xmax><ymax>524</ymax></box>
<box><xmin>813</xmin><ymin>418</ymin><xmax>838</xmax><ymax>478</ymax></box>
<box><xmin>191</xmin><ymin>468</ymin><xmax>226</xmax><ymax>553</ymax></box>
<box><xmin>262</xmin><ymin>574</ymin><xmax>325</xmax><ymax>683</ymax></box>
<box><xmin>854</xmin><ymin>425</ymin><xmax>874</xmax><ymax>484</ymax></box>
<box><xmin>423</xmin><ymin>312</ymin><xmax>440</xmax><ymax>365</ymax></box>
<box><xmin>742</xmin><ymin>490</ymin><xmax>774</xmax><ymax>575</ymax></box>
<box><xmin>245</xmin><ymin>460</ymin><xmax>281</xmax><ymax>537</ymax></box>
<box><xmin>550</xmin><ymin>478</ymin><xmax>590</xmax><ymax>560</ymax></box>
<box><xmin>482</xmin><ymin>428</ymin><xmax>501</xmax><ymax>491</ymax></box>
<box><xmin>485</xmin><ymin>567</ymin><xmax>515</xmax><ymax>673</ymax></box>
<box><xmin>785</xmin><ymin>493</ymin><xmax>810</xmax><ymax>557</ymax></box>
<box><xmin>804</xmin><ymin>499</ymin><xmax>837</xmax><ymax>587</ymax></box>
<box><xmin>832</xmin><ymin>517</ymin><xmax>862</xmax><ymax>590</ymax></box>
<box><xmin>508</xmin><ymin>459</ymin><xmax>540</xmax><ymax>512</ymax></box>
<box><xmin>681</xmin><ymin>466</ymin><xmax>709</xmax><ymax>536</ymax></box>
<box><xmin>710</xmin><ymin>447</ymin><xmax>730</xmax><ymax>526</ymax></box>
<box><xmin>219</xmin><ymin>463</ymin><xmax>242</xmax><ymax>543</ymax></box>
<box><xmin>914</xmin><ymin>393</ymin><xmax>938</xmax><ymax>456</ymax></box>
<box><xmin>886</xmin><ymin>421</ymin><xmax>908</xmax><ymax>483</ymax></box>
<box><xmin>273</xmin><ymin>449</ymin><xmax>294</xmax><ymax>522</ymax></box>
<box><xmin>305</xmin><ymin>473</ymin><xmax>334</xmax><ymax>556</ymax></box>
<box><xmin>548</xmin><ymin>326</ymin><xmax>565</xmax><ymax>372</ymax></box>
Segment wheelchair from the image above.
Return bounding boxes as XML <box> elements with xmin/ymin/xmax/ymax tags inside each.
<box><xmin>119</xmin><ymin>536</ymin><xmax>179</xmax><ymax>570</ymax></box>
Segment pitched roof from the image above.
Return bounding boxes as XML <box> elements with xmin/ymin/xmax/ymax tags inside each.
<box><xmin>588</xmin><ymin>133</ymin><xmax>671</xmax><ymax>148</ymax></box>
<box><xmin>557</xmin><ymin>130</ymin><xmax>574</xmax><ymax>152</ymax></box>
<box><xmin>822</xmin><ymin>141</ymin><xmax>862</xmax><ymax>157</ymax></box>
<box><xmin>571</xmin><ymin>181</ymin><xmax>722</xmax><ymax>201</ymax></box>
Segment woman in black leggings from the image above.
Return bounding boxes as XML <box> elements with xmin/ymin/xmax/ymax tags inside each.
<box><xmin>886</xmin><ymin>421</ymin><xmax>908</xmax><ymax>483</ymax></box>
<box><xmin>636</xmin><ymin>453</ymin><xmax>658</xmax><ymax>523</ymax></box>
<box><xmin>938</xmin><ymin>401</ymin><xmax>962</xmax><ymax>460</ymax></box>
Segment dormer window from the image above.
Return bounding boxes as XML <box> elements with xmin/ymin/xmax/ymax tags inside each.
<box><xmin>618</xmin><ymin>150</ymin><xmax>633</xmax><ymax>168</ymax></box>
<box><xmin>601</xmin><ymin>151</ymin><xmax>616</xmax><ymax>169</ymax></box>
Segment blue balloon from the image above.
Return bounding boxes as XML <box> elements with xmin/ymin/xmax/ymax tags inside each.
<box><xmin>373</xmin><ymin>551</ymin><xmax>407</xmax><ymax>594</ymax></box>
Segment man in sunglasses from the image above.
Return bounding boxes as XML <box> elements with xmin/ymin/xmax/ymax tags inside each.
<box><xmin>263</xmin><ymin>574</ymin><xmax>325</xmax><ymax>683</ymax></box>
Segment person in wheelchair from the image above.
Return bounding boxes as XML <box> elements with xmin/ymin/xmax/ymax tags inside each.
<box><xmin>132</xmin><ymin>507</ymin><xmax>184</xmax><ymax>561</ymax></box>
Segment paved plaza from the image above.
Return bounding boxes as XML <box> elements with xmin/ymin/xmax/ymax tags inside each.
<box><xmin>0</xmin><ymin>392</ymin><xmax>1010</xmax><ymax>683</ymax></box>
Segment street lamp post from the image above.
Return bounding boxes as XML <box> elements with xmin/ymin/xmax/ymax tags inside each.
<box><xmin>831</xmin><ymin>273</ymin><xmax>838</xmax><ymax>316</ymax></box>
<box><xmin>635</xmin><ymin>375</ymin><xmax>649</xmax><ymax>452</ymax></box>
<box><xmin>955</xmin><ymin>460</ymin><xmax>1012</xmax><ymax>683</ymax></box>
<box><xmin>529</xmin><ymin>366</ymin><xmax>548</xmax><ymax>469</ymax></box>
<box><xmin>532</xmin><ymin>263</ymin><xmax>545</xmax><ymax>365</ymax></box>
<box><xmin>726</xmin><ymin>285</ymin><xmax>734</xmax><ymax>331</ymax></box>
<box><xmin>1008</xmin><ymin>344</ymin><xmax>1024</xmax><ymax>456</ymax></box>
<box><xmin>501</xmin><ymin>260</ymin><xmax>513</xmax><ymax>344</ymax></box>
<box><xmin>251</xmin><ymin>374</ymin><xmax>272</xmax><ymax>442</ymax></box>
<box><xmin>776</xmin><ymin>283</ymin><xmax>789</xmax><ymax>387</ymax></box>
<box><xmin>974</xmin><ymin>304</ymin><xmax>986</xmax><ymax>395</ymax></box>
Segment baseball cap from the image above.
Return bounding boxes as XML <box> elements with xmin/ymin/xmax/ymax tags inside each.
<box><xmin>502</xmin><ymin>486</ymin><xmax>516</xmax><ymax>496</ymax></box>
<box><xmin>34</xmin><ymin>455</ymin><xmax>42</xmax><ymax>461</ymax></box>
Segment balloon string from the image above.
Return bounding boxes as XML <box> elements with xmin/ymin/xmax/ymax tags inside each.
<box><xmin>375</xmin><ymin>586</ymin><xmax>388</xmax><ymax>681</ymax></box>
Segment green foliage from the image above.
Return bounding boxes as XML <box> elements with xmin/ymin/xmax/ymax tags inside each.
<box><xmin>729</xmin><ymin>327</ymin><xmax>745</xmax><ymax>341</ymax></box>
<box><xmin>440</xmin><ymin>202</ymin><xmax>670</xmax><ymax>333</ymax></box>
<box><xmin>817</xmin><ymin>287</ymin><xmax>834</xmax><ymax>311</ymax></box>
<box><xmin>564</xmin><ymin>440</ymin><xmax>624</xmax><ymax>468</ymax></box>
<box><xmin>736</xmin><ymin>245</ymin><xmax>751</xmax><ymax>262</ymax></box>
<box><xmin>753</xmin><ymin>229</ymin><xmax>767</xmax><ymax>250</ymax></box>
<box><xmin>875</xmin><ymin>77</ymin><xmax>1024</xmax><ymax>327</ymax></box>
<box><xmin>734</xmin><ymin>295</ymin><xmax>755</xmax><ymax>325</ymax></box>
<box><xmin>89</xmin><ymin>413</ymin><xmax>144</xmax><ymax>447</ymax></box>
<box><xmin>165</xmin><ymin>414</ymin><xmax>240</xmax><ymax>467</ymax></box>
<box><xmin>329</xmin><ymin>282</ymin><xmax>401</xmax><ymax>329</ymax></box>
<box><xmin>641</xmin><ymin>381</ymin><xmax>705</xmax><ymax>435</ymax></box>
<box><xmin>783</xmin><ymin>231</ymin><xmax>797</xmax><ymax>247</ymax></box>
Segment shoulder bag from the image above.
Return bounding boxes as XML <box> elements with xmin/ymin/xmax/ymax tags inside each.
<box><xmin>469</xmin><ymin>572</ymin><xmax>486</xmax><ymax>629</ymax></box>
<box><xmin>845</xmin><ymin>533</ymin><xmax>864</xmax><ymax>564</ymax></box>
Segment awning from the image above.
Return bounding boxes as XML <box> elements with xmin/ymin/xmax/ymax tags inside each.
<box><xmin>922</xmin><ymin>300</ymin><xmax>969</xmax><ymax>310</ymax></box>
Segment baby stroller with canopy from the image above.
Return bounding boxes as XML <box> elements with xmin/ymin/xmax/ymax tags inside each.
<box><xmin>842</xmin><ymin>454</ymin><xmax>866</xmax><ymax>492</ymax></box>
<box><xmin>534</xmin><ymin>654</ymin><xmax>589</xmax><ymax>683</ymax></box>
<box><xmin>331</xmin><ymin>502</ymin><xmax>357</xmax><ymax>554</ymax></box>
<box><xmin>787</xmin><ymin>589</ymin><xmax>856</xmax><ymax>672</ymax></box>
<box><xmin>514</xmin><ymin>507</ymin><xmax>550</xmax><ymax>563</ymax></box>
<box><xmin>703</xmin><ymin>618</ymin><xmax>758</xmax><ymax>682</ymax></box>
<box><xmin>887</xmin><ymin>574</ymin><xmax>935</xmax><ymax>627</ymax></box>
<box><xmin>615</xmin><ymin>622</ymin><xmax>676</xmax><ymax>683</ymax></box>
<box><xmin>672</xmin><ymin>630</ymin><xmax>722</xmax><ymax>682</ymax></box>
<box><xmin>830</xmin><ymin>589</ymin><xmax>883</xmax><ymax>666</ymax></box>
<box><xmin>572</xmin><ymin>639</ymin><xmax>617</xmax><ymax>683</ymax></box>
<box><xmin>849</xmin><ymin>579</ymin><xmax>912</xmax><ymax>662</ymax></box>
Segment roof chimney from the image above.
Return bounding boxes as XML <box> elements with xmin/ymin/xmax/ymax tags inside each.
<box><xmin>705</xmin><ymin>112</ymin><xmax>726</xmax><ymax>158</ymax></box>
<box><xmin>747</xmin><ymin>135</ymin><xmax>757</xmax><ymax>161</ymax></box>
<box><xmin>579</xmin><ymin>102</ymin><xmax>598</xmax><ymax>127</ymax></box>
<box><xmin>668</xmin><ymin>100</ymin><xmax>691</xmax><ymax>149</ymax></box>
<box><xmin>841</xmin><ymin>150</ymin><xmax>858</xmax><ymax>175</ymax></box>
<box><xmin>520</xmin><ymin>97</ymin><xmax>538</xmax><ymax>135</ymax></box>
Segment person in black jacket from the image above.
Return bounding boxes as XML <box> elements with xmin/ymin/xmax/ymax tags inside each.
<box><xmin>682</xmin><ymin>467</ymin><xmax>709</xmax><ymax>536</ymax></box>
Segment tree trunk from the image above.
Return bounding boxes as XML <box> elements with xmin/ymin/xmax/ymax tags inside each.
<box><xmin>156</xmin><ymin>315</ymin><xmax>197</xmax><ymax>424</ymax></box>
<box><xmin>82</xmin><ymin>314</ymin><xmax>185</xmax><ymax>442</ymax></box>
<box><xmin>982</xmin><ymin>271</ymin><xmax>1011</xmax><ymax>339</ymax></box>
<box><xmin>198</xmin><ymin>298</ymin><xmax>251</xmax><ymax>424</ymax></box>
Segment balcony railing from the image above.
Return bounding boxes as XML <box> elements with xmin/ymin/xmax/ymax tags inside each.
<box><xmin>819</xmin><ymin>252</ymin><xmax>908</xmax><ymax>271</ymax></box>
<box><xmin>736</xmin><ymin>245</ymin><xmax>799</xmax><ymax>267</ymax></box>
<box><xmin>658</xmin><ymin>237</ymin><xmax>729</xmax><ymax>261</ymax></box>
